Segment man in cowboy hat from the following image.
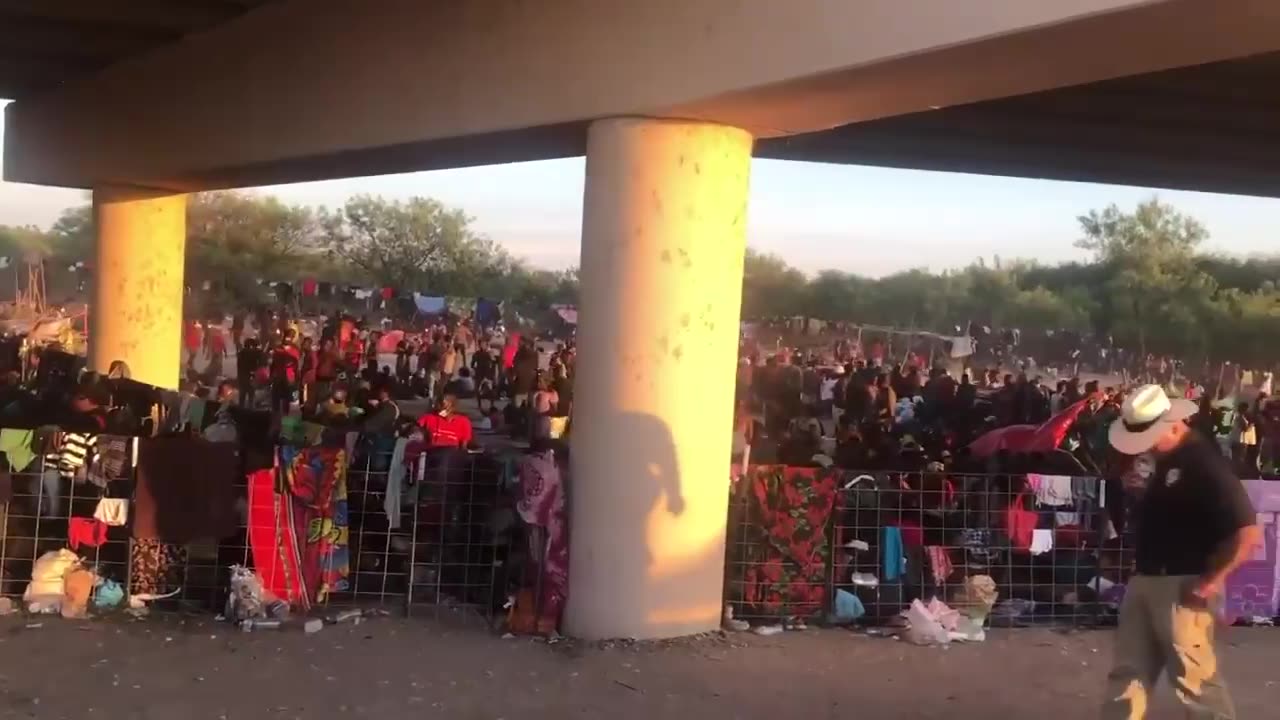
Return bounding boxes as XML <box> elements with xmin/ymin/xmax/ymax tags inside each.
<box><xmin>1102</xmin><ymin>384</ymin><xmax>1261</xmax><ymax>719</ymax></box>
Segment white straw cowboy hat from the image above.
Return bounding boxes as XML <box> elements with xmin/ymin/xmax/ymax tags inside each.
<box><xmin>1109</xmin><ymin>384</ymin><xmax>1198</xmax><ymax>455</ymax></box>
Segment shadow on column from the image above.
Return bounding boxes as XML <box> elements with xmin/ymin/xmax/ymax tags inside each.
<box><xmin>578</xmin><ymin>411</ymin><xmax>729</xmax><ymax>637</ymax></box>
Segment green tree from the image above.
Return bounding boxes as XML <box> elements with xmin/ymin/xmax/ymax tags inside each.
<box><xmin>741</xmin><ymin>249</ymin><xmax>807</xmax><ymax>319</ymax></box>
<box><xmin>0</xmin><ymin>224</ymin><xmax>53</xmax><ymax>259</ymax></box>
<box><xmin>1076</xmin><ymin>198</ymin><xmax>1211</xmax><ymax>357</ymax></box>
<box><xmin>318</xmin><ymin>195</ymin><xmax>512</xmax><ymax>293</ymax></box>
<box><xmin>47</xmin><ymin>205</ymin><xmax>94</xmax><ymax>261</ymax></box>
<box><xmin>185</xmin><ymin>191</ymin><xmax>326</xmax><ymax>314</ymax></box>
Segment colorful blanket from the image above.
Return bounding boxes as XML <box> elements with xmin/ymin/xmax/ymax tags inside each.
<box><xmin>741</xmin><ymin>465</ymin><xmax>837</xmax><ymax>618</ymax></box>
<box><xmin>516</xmin><ymin>450</ymin><xmax>568</xmax><ymax>631</ymax></box>
<box><xmin>248</xmin><ymin>447</ymin><xmax>349</xmax><ymax>609</ymax></box>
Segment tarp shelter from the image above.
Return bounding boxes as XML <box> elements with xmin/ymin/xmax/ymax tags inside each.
<box><xmin>967</xmin><ymin>395</ymin><xmax>1098</xmax><ymax>458</ymax></box>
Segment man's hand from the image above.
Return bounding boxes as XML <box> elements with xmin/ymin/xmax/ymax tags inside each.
<box><xmin>1184</xmin><ymin>575</ymin><xmax>1225</xmax><ymax>609</ymax></box>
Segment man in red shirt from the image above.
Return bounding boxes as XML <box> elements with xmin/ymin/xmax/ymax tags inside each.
<box><xmin>418</xmin><ymin>392</ymin><xmax>474</xmax><ymax>449</ymax></box>
<box><xmin>269</xmin><ymin>329</ymin><xmax>302</xmax><ymax>416</ymax></box>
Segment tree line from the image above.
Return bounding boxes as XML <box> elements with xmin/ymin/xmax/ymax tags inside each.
<box><xmin>743</xmin><ymin>199</ymin><xmax>1280</xmax><ymax>367</ymax></box>
<box><xmin>1</xmin><ymin>194</ymin><xmax>1277</xmax><ymax>366</ymax></box>
<box><xmin>0</xmin><ymin>192</ymin><xmax>579</xmax><ymax>320</ymax></box>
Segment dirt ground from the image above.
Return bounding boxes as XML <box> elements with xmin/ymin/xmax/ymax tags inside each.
<box><xmin>0</xmin><ymin>615</ymin><xmax>1277</xmax><ymax>719</ymax></box>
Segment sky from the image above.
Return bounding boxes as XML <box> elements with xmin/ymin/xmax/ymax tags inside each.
<box><xmin>2</xmin><ymin>101</ymin><xmax>1277</xmax><ymax>277</ymax></box>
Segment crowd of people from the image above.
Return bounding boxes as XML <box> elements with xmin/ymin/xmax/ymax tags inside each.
<box><xmin>179</xmin><ymin>311</ymin><xmax>577</xmax><ymax>449</ymax></box>
<box><xmin>734</xmin><ymin>339</ymin><xmax>1277</xmax><ymax>480</ymax></box>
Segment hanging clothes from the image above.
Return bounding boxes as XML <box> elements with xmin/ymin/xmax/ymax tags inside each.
<box><xmin>413</xmin><ymin>294</ymin><xmax>446</xmax><ymax>315</ymax></box>
<box><xmin>93</xmin><ymin>498</ymin><xmax>130</xmax><ymax>526</ymax></box>
<box><xmin>301</xmin><ymin>279</ymin><xmax>318</xmax><ymax>297</ymax></box>
<box><xmin>249</xmin><ymin>447</ymin><xmax>349</xmax><ymax>610</ymax></box>
<box><xmin>133</xmin><ymin>438</ymin><xmax>238</xmax><ymax>544</ymax></box>
<box><xmin>0</xmin><ymin>428</ymin><xmax>36</xmax><ymax>472</ymax></box>
<box><xmin>924</xmin><ymin>546</ymin><xmax>953</xmax><ymax>585</ymax></box>
<box><xmin>85</xmin><ymin>435</ymin><xmax>129</xmax><ymax>487</ymax></box>
<box><xmin>739</xmin><ymin>466</ymin><xmax>838</xmax><ymax>618</ymax></box>
<box><xmin>68</xmin><ymin>517</ymin><xmax>108</xmax><ymax>550</ymax></box>
<box><xmin>57</xmin><ymin>432</ymin><xmax>97</xmax><ymax>482</ymax></box>
<box><xmin>129</xmin><ymin>539</ymin><xmax>186</xmax><ymax>597</ymax></box>
<box><xmin>1026</xmin><ymin>474</ymin><xmax>1074</xmax><ymax>507</ymax></box>
<box><xmin>516</xmin><ymin>450</ymin><xmax>569</xmax><ymax>631</ymax></box>
<box><xmin>248</xmin><ymin>467</ymin><xmax>303</xmax><ymax>607</ymax></box>
<box><xmin>385</xmin><ymin>438</ymin><xmax>410</xmax><ymax>530</ymax></box>
<box><xmin>882</xmin><ymin>527</ymin><xmax>906</xmax><ymax>581</ymax></box>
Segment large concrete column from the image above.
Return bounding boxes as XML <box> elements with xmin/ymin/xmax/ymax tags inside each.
<box><xmin>90</xmin><ymin>186</ymin><xmax>187</xmax><ymax>389</ymax></box>
<box><xmin>566</xmin><ymin>118</ymin><xmax>753</xmax><ymax>639</ymax></box>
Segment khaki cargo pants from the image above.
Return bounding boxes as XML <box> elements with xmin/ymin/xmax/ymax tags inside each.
<box><xmin>1101</xmin><ymin>575</ymin><xmax>1236</xmax><ymax>719</ymax></box>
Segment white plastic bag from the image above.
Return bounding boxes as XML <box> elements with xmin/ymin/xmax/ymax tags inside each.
<box><xmin>903</xmin><ymin>599</ymin><xmax>951</xmax><ymax>646</ymax></box>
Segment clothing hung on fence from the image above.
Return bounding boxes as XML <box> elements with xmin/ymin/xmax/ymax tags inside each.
<box><xmin>86</xmin><ymin>435</ymin><xmax>129</xmax><ymax>487</ymax></box>
<box><xmin>133</xmin><ymin>437</ymin><xmax>238</xmax><ymax>544</ymax></box>
<box><xmin>516</xmin><ymin>450</ymin><xmax>568</xmax><ymax>630</ymax></box>
<box><xmin>93</xmin><ymin>498</ymin><xmax>129</xmax><ymax>526</ymax></box>
<box><xmin>1030</xmin><ymin>528</ymin><xmax>1055</xmax><ymax>555</ymax></box>
<box><xmin>924</xmin><ymin>545</ymin><xmax>953</xmax><ymax>585</ymax></box>
<box><xmin>1026</xmin><ymin>474</ymin><xmax>1074</xmax><ymax>507</ymax></box>
<box><xmin>385</xmin><ymin>438</ymin><xmax>409</xmax><ymax>529</ymax></box>
<box><xmin>32</xmin><ymin>468</ymin><xmax>62</xmax><ymax>518</ymax></box>
<box><xmin>129</xmin><ymin>539</ymin><xmax>186</xmax><ymax>596</ymax></box>
<box><xmin>882</xmin><ymin>527</ymin><xmax>906</xmax><ymax>581</ymax></box>
<box><xmin>56</xmin><ymin>432</ymin><xmax>97</xmax><ymax>482</ymax></box>
<box><xmin>0</xmin><ymin>428</ymin><xmax>35</xmax><ymax>472</ymax></box>
<box><xmin>248</xmin><ymin>447</ymin><xmax>349</xmax><ymax>610</ymax></box>
<box><xmin>739</xmin><ymin>465</ymin><xmax>837</xmax><ymax>618</ymax></box>
<box><xmin>68</xmin><ymin>517</ymin><xmax>108</xmax><ymax>550</ymax></box>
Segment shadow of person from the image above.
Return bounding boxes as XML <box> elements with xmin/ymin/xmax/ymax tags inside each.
<box><xmin>566</xmin><ymin>410</ymin><xmax>732</xmax><ymax>639</ymax></box>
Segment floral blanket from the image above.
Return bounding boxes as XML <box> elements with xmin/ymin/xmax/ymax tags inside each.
<box><xmin>740</xmin><ymin>466</ymin><xmax>837</xmax><ymax>618</ymax></box>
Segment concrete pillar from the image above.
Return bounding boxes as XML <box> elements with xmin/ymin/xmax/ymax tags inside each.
<box><xmin>566</xmin><ymin>118</ymin><xmax>753</xmax><ymax>639</ymax></box>
<box><xmin>90</xmin><ymin>186</ymin><xmax>187</xmax><ymax>389</ymax></box>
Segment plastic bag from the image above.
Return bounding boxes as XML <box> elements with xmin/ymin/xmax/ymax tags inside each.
<box><xmin>225</xmin><ymin>565</ymin><xmax>283</xmax><ymax>621</ymax></box>
<box><xmin>903</xmin><ymin>599</ymin><xmax>951</xmax><ymax>646</ymax></box>
<box><xmin>949</xmin><ymin>574</ymin><xmax>999</xmax><ymax>623</ymax></box>
<box><xmin>24</xmin><ymin>549</ymin><xmax>81</xmax><ymax>601</ymax></box>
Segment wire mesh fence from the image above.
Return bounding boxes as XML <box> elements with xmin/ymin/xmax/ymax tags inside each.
<box><xmin>725</xmin><ymin>466</ymin><xmax>1124</xmax><ymax>629</ymax></box>
<box><xmin>0</xmin><ymin>454</ymin><xmax>131</xmax><ymax>601</ymax></box>
<box><xmin>2</xmin><ymin>440</ymin><xmax>1156</xmax><ymax>636</ymax></box>
<box><xmin>0</xmin><ymin>439</ymin><xmax>547</xmax><ymax>632</ymax></box>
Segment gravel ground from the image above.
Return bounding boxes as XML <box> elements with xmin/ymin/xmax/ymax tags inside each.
<box><xmin>0</xmin><ymin>615</ymin><xmax>1277</xmax><ymax>719</ymax></box>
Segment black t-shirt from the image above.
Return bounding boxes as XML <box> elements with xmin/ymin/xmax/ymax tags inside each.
<box><xmin>472</xmin><ymin>350</ymin><xmax>495</xmax><ymax>378</ymax></box>
<box><xmin>1134</xmin><ymin>432</ymin><xmax>1255</xmax><ymax>576</ymax></box>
